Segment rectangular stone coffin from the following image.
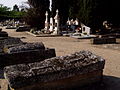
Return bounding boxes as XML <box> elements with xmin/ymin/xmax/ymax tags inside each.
<box><xmin>0</xmin><ymin>42</ymin><xmax>56</xmax><ymax>67</ymax></box>
<box><xmin>0</xmin><ymin>48</ymin><xmax>56</xmax><ymax>68</ymax></box>
<box><xmin>91</xmin><ymin>37</ymin><xmax>116</xmax><ymax>44</ymax></box>
<box><xmin>0</xmin><ymin>37</ymin><xmax>24</xmax><ymax>53</ymax></box>
<box><xmin>4</xmin><ymin>51</ymin><xmax>105</xmax><ymax>90</ymax></box>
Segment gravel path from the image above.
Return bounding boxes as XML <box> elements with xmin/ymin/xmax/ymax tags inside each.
<box><xmin>0</xmin><ymin>27</ymin><xmax>120</xmax><ymax>90</ymax></box>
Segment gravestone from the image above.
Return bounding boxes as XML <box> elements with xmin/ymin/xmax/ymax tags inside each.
<box><xmin>91</xmin><ymin>37</ymin><xmax>116</xmax><ymax>44</ymax></box>
<box><xmin>52</xmin><ymin>10</ymin><xmax>60</xmax><ymax>35</ymax></box>
<box><xmin>81</xmin><ymin>25</ymin><xmax>91</xmax><ymax>35</ymax></box>
<box><xmin>49</xmin><ymin>17</ymin><xmax>54</xmax><ymax>32</ymax></box>
<box><xmin>44</xmin><ymin>11</ymin><xmax>49</xmax><ymax>33</ymax></box>
<box><xmin>0</xmin><ymin>42</ymin><xmax>56</xmax><ymax>68</ymax></box>
<box><xmin>4</xmin><ymin>51</ymin><xmax>105</xmax><ymax>90</ymax></box>
<box><xmin>0</xmin><ymin>37</ymin><xmax>23</xmax><ymax>53</ymax></box>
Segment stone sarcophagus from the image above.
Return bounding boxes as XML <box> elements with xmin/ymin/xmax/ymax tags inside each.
<box><xmin>0</xmin><ymin>42</ymin><xmax>56</xmax><ymax>68</ymax></box>
<box><xmin>4</xmin><ymin>51</ymin><xmax>105</xmax><ymax>90</ymax></box>
<box><xmin>0</xmin><ymin>37</ymin><xmax>24</xmax><ymax>53</ymax></box>
<box><xmin>91</xmin><ymin>37</ymin><xmax>116</xmax><ymax>44</ymax></box>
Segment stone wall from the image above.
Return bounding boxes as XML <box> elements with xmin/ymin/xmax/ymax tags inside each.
<box><xmin>91</xmin><ymin>37</ymin><xmax>116</xmax><ymax>44</ymax></box>
<box><xmin>4</xmin><ymin>51</ymin><xmax>105</xmax><ymax>90</ymax></box>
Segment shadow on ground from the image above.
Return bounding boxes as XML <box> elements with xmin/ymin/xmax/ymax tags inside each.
<box><xmin>0</xmin><ymin>69</ymin><xmax>4</xmax><ymax>79</ymax></box>
<box><xmin>101</xmin><ymin>75</ymin><xmax>120</xmax><ymax>90</ymax></box>
<box><xmin>0</xmin><ymin>69</ymin><xmax>120</xmax><ymax>90</ymax></box>
<box><xmin>72</xmin><ymin>75</ymin><xmax>120</xmax><ymax>90</ymax></box>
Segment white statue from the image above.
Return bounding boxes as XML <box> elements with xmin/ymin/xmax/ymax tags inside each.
<box><xmin>67</xmin><ymin>18</ymin><xmax>71</xmax><ymax>25</ymax></box>
<box><xmin>74</xmin><ymin>18</ymin><xmax>79</xmax><ymax>25</ymax></box>
<box><xmin>70</xmin><ymin>19</ymin><xmax>74</xmax><ymax>25</ymax></box>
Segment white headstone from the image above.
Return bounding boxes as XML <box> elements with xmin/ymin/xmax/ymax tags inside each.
<box><xmin>74</xmin><ymin>18</ymin><xmax>79</xmax><ymax>25</ymax></box>
<box><xmin>81</xmin><ymin>25</ymin><xmax>91</xmax><ymax>35</ymax></box>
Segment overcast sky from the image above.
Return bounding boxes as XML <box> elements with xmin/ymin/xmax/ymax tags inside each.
<box><xmin>0</xmin><ymin>0</ymin><xmax>28</xmax><ymax>9</ymax></box>
<box><xmin>0</xmin><ymin>0</ymin><xmax>52</xmax><ymax>10</ymax></box>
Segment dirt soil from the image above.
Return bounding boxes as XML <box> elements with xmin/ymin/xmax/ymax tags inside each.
<box><xmin>0</xmin><ymin>27</ymin><xmax>120</xmax><ymax>90</ymax></box>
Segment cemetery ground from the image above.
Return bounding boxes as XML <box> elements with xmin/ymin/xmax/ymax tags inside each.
<box><xmin>0</xmin><ymin>27</ymin><xmax>120</xmax><ymax>90</ymax></box>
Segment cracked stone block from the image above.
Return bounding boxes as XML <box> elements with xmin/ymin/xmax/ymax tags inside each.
<box><xmin>0</xmin><ymin>39</ymin><xmax>56</xmax><ymax>68</ymax></box>
<box><xmin>4</xmin><ymin>51</ymin><xmax>105</xmax><ymax>90</ymax></box>
<box><xmin>92</xmin><ymin>37</ymin><xmax>116</xmax><ymax>44</ymax></box>
<box><xmin>4</xmin><ymin>42</ymin><xmax>45</xmax><ymax>53</ymax></box>
<box><xmin>0</xmin><ymin>37</ymin><xmax>24</xmax><ymax>53</ymax></box>
<box><xmin>0</xmin><ymin>48</ymin><xmax>56</xmax><ymax>68</ymax></box>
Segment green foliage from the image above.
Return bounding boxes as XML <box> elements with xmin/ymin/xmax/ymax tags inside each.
<box><xmin>0</xmin><ymin>5</ymin><xmax>25</xmax><ymax>20</ymax></box>
<box><xmin>52</xmin><ymin>0</ymin><xmax>120</xmax><ymax>29</ymax></box>
<box><xmin>24</xmin><ymin>8</ymin><xmax>45</xmax><ymax>29</ymax></box>
<box><xmin>52</xmin><ymin>0</ymin><xmax>71</xmax><ymax>25</ymax></box>
<box><xmin>9</xmin><ymin>11</ymin><xmax>25</xmax><ymax>18</ymax></box>
<box><xmin>25</xmin><ymin>0</ymin><xmax>50</xmax><ymax>29</ymax></box>
<box><xmin>13</xmin><ymin>4</ymin><xmax>19</xmax><ymax>11</ymax></box>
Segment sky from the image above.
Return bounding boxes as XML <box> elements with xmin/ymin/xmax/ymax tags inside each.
<box><xmin>0</xmin><ymin>0</ymin><xmax>28</xmax><ymax>9</ymax></box>
<box><xmin>0</xmin><ymin>0</ymin><xmax>52</xmax><ymax>10</ymax></box>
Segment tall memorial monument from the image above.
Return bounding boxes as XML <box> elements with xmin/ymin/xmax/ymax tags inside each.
<box><xmin>52</xmin><ymin>9</ymin><xmax>60</xmax><ymax>35</ymax></box>
<box><xmin>44</xmin><ymin>11</ymin><xmax>49</xmax><ymax>33</ymax></box>
<box><xmin>49</xmin><ymin>17</ymin><xmax>54</xmax><ymax>32</ymax></box>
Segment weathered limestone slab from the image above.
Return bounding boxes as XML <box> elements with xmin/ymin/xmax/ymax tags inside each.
<box><xmin>91</xmin><ymin>37</ymin><xmax>116</xmax><ymax>44</ymax></box>
<box><xmin>4</xmin><ymin>42</ymin><xmax>45</xmax><ymax>53</ymax></box>
<box><xmin>0</xmin><ymin>37</ymin><xmax>23</xmax><ymax>53</ymax></box>
<box><xmin>4</xmin><ymin>51</ymin><xmax>105</xmax><ymax>90</ymax></box>
<box><xmin>0</xmin><ymin>48</ymin><xmax>56</xmax><ymax>68</ymax></box>
<box><xmin>0</xmin><ymin>38</ymin><xmax>56</xmax><ymax>67</ymax></box>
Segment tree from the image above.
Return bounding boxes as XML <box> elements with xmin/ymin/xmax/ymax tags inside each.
<box><xmin>13</xmin><ymin>4</ymin><xmax>19</xmax><ymax>11</ymax></box>
<box><xmin>52</xmin><ymin>0</ymin><xmax>71</xmax><ymax>25</ymax></box>
<box><xmin>0</xmin><ymin>5</ymin><xmax>25</xmax><ymax>21</ymax></box>
<box><xmin>25</xmin><ymin>0</ymin><xmax>50</xmax><ymax>29</ymax></box>
<box><xmin>52</xmin><ymin>0</ymin><xmax>120</xmax><ymax>30</ymax></box>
